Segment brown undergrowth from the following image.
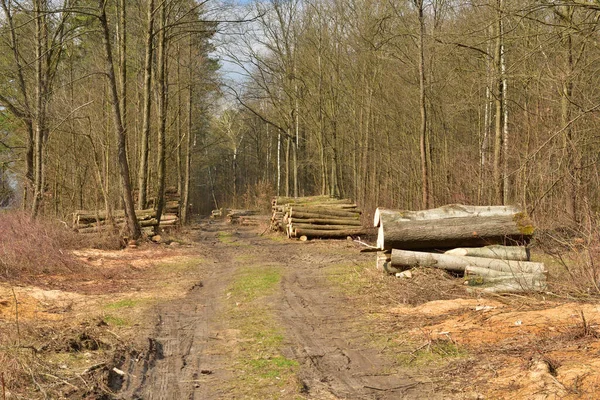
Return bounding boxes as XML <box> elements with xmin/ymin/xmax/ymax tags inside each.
<box><xmin>0</xmin><ymin>211</ymin><xmax>121</xmax><ymax>285</ymax></box>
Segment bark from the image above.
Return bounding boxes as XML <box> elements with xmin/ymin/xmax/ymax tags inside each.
<box><xmin>374</xmin><ymin>204</ymin><xmax>522</xmax><ymax>227</ymax></box>
<box><xmin>32</xmin><ymin>0</ymin><xmax>48</xmax><ymax>217</ymax></box>
<box><xmin>290</xmin><ymin>223</ymin><xmax>363</xmax><ymax>231</ymax></box>
<box><xmin>415</xmin><ymin>0</ymin><xmax>431</xmax><ymax>209</ymax></box>
<box><xmin>292</xmin><ymin>227</ymin><xmax>366</xmax><ymax>239</ymax></box>
<box><xmin>445</xmin><ymin>245</ymin><xmax>530</xmax><ymax>261</ymax></box>
<box><xmin>180</xmin><ymin>37</ymin><xmax>193</xmax><ymax>225</ymax></box>
<box><xmin>288</xmin><ymin>217</ymin><xmax>361</xmax><ymax>226</ymax></box>
<box><xmin>493</xmin><ymin>0</ymin><xmax>505</xmax><ymax>204</ymax></box>
<box><xmin>466</xmin><ymin>279</ymin><xmax>547</xmax><ymax>293</ymax></box>
<box><xmin>377</xmin><ymin>214</ymin><xmax>533</xmax><ymax>251</ymax></box>
<box><xmin>138</xmin><ymin>0</ymin><xmax>155</xmax><ymax>210</ymax></box>
<box><xmin>155</xmin><ymin>1</ymin><xmax>168</xmax><ymax>230</ymax></box>
<box><xmin>289</xmin><ymin>210</ymin><xmax>360</xmax><ymax>219</ymax></box>
<box><xmin>389</xmin><ymin>249</ymin><xmax>546</xmax><ymax>274</ymax></box>
<box><xmin>98</xmin><ymin>0</ymin><xmax>141</xmax><ymax>239</ymax></box>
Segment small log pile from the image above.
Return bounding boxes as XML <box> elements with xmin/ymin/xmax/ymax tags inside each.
<box><xmin>164</xmin><ymin>187</ymin><xmax>180</xmax><ymax>217</ymax></box>
<box><xmin>374</xmin><ymin>204</ymin><xmax>546</xmax><ymax>293</ymax></box>
<box><xmin>226</xmin><ymin>209</ymin><xmax>263</xmax><ymax>225</ymax></box>
<box><xmin>73</xmin><ymin>197</ymin><xmax>180</xmax><ymax>234</ymax></box>
<box><xmin>271</xmin><ymin>196</ymin><xmax>365</xmax><ymax>239</ymax></box>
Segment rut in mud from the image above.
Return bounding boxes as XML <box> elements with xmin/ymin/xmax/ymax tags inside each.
<box><xmin>110</xmin><ymin>222</ymin><xmax>430</xmax><ymax>399</ymax></box>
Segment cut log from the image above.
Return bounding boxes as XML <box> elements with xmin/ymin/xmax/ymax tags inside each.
<box><xmin>288</xmin><ymin>217</ymin><xmax>361</xmax><ymax>226</ymax></box>
<box><xmin>467</xmin><ymin>279</ymin><xmax>547</xmax><ymax>293</ymax></box>
<box><xmin>376</xmin><ymin>251</ymin><xmax>404</xmax><ymax>274</ymax></box>
<box><xmin>290</xmin><ymin>223</ymin><xmax>365</xmax><ymax>231</ymax></box>
<box><xmin>374</xmin><ymin>204</ymin><xmax>522</xmax><ymax>227</ymax></box>
<box><xmin>293</xmin><ymin>228</ymin><xmax>366</xmax><ymax>239</ymax></box>
<box><xmin>445</xmin><ymin>245</ymin><xmax>530</xmax><ymax>261</ymax></box>
<box><xmin>289</xmin><ymin>209</ymin><xmax>360</xmax><ymax>219</ymax></box>
<box><xmin>290</xmin><ymin>203</ymin><xmax>358</xmax><ymax>209</ymax></box>
<box><xmin>377</xmin><ymin>214</ymin><xmax>534</xmax><ymax>250</ymax></box>
<box><xmin>74</xmin><ymin>208</ymin><xmax>156</xmax><ymax>226</ymax></box>
<box><xmin>465</xmin><ymin>272</ymin><xmax>544</xmax><ymax>284</ymax></box>
<box><xmin>273</xmin><ymin>195</ymin><xmax>336</xmax><ymax>205</ymax></box>
<box><xmin>389</xmin><ymin>249</ymin><xmax>546</xmax><ymax>274</ymax></box>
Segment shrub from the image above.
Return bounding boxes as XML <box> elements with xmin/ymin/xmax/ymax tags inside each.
<box><xmin>0</xmin><ymin>211</ymin><xmax>85</xmax><ymax>281</ymax></box>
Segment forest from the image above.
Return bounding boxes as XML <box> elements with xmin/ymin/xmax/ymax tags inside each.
<box><xmin>1</xmin><ymin>0</ymin><xmax>600</xmax><ymax>233</ymax></box>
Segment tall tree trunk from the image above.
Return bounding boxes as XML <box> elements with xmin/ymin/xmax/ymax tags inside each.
<box><xmin>32</xmin><ymin>0</ymin><xmax>48</xmax><ymax>217</ymax></box>
<box><xmin>416</xmin><ymin>0</ymin><xmax>431</xmax><ymax>209</ymax></box>
<box><xmin>155</xmin><ymin>1</ymin><xmax>168</xmax><ymax>229</ymax></box>
<box><xmin>180</xmin><ymin>39</ymin><xmax>193</xmax><ymax>225</ymax></box>
<box><xmin>138</xmin><ymin>0</ymin><xmax>154</xmax><ymax>210</ymax></box>
<box><xmin>559</xmin><ymin>6</ymin><xmax>577</xmax><ymax>223</ymax></box>
<box><xmin>98</xmin><ymin>0</ymin><xmax>141</xmax><ymax>239</ymax></box>
<box><xmin>493</xmin><ymin>0</ymin><xmax>505</xmax><ymax>205</ymax></box>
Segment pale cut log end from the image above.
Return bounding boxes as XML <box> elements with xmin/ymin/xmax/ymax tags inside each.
<box><xmin>299</xmin><ymin>235</ymin><xmax>308</xmax><ymax>242</ymax></box>
<box><xmin>377</xmin><ymin>225</ymin><xmax>384</xmax><ymax>249</ymax></box>
<box><xmin>374</xmin><ymin>208</ymin><xmax>381</xmax><ymax>228</ymax></box>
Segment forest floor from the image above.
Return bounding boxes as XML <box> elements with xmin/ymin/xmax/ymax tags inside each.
<box><xmin>2</xmin><ymin>219</ymin><xmax>600</xmax><ymax>399</ymax></box>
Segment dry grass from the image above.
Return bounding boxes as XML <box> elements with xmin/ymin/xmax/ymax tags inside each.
<box><xmin>0</xmin><ymin>212</ymin><xmax>85</xmax><ymax>281</ymax></box>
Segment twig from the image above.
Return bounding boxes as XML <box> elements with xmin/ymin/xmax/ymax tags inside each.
<box><xmin>11</xmin><ymin>288</ymin><xmax>19</xmax><ymax>346</ymax></box>
<box><xmin>2</xmin><ymin>372</ymin><xmax>6</xmax><ymax>400</ymax></box>
<box><xmin>41</xmin><ymin>373</ymin><xmax>79</xmax><ymax>390</ymax></box>
<box><xmin>354</xmin><ymin>239</ymin><xmax>378</xmax><ymax>249</ymax></box>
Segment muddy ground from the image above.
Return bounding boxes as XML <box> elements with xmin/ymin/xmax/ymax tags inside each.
<box><xmin>2</xmin><ymin>220</ymin><xmax>600</xmax><ymax>399</ymax></box>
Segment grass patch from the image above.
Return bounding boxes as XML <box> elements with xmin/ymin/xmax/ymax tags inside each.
<box><xmin>104</xmin><ymin>298</ymin><xmax>140</xmax><ymax>310</ymax></box>
<box><xmin>225</xmin><ymin>265</ymin><xmax>300</xmax><ymax>397</ymax></box>
<box><xmin>103</xmin><ymin>314</ymin><xmax>128</xmax><ymax>327</ymax></box>
<box><xmin>154</xmin><ymin>256</ymin><xmax>204</xmax><ymax>273</ymax></box>
<box><xmin>229</xmin><ymin>266</ymin><xmax>281</xmax><ymax>302</ymax></box>
<box><xmin>247</xmin><ymin>356</ymin><xmax>299</xmax><ymax>379</ymax></box>
<box><xmin>217</xmin><ymin>231</ymin><xmax>236</xmax><ymax>243</ymax></box>
<box><xmin>217</xmin><ymin>231</ymin><xmax>249</xmax><ymax>247</ymax></box>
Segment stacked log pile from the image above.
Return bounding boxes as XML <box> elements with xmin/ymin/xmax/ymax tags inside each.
<box><xmin>73</xmin><ymin>205</ymin><xmax>179</xmax><ymax>233</ymax></box>
<box><xmin>226</xmin><ymin>209</ymin><xmax>264</xmax><ymax>226</ymax></box>
<box><xmin>374</xmin><ymin>204</ymin><xmax>546</xmax><ymax>293</ymax></box>
<box><xmin>271</xmin><ymin>196</ymin><xmax>366</xmax><ymax>239</ymax></box>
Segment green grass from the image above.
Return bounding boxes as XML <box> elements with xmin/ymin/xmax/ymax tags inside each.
<box><xmin>225</xmin><ymin>265</ymin><xmax>300</xmax><ymax>397</ymax></box>
<box><xmin>229</xmin><ymin>266</ymin><xmax>281</xmax><ymax>302</ymax></box>
<box><xmin>104</xmin><ymin>298</ymin><xmax>140</xmax><ymax>310</ymax></box>
<box><xmin>154</xmin><ymin>256</ymin><xmax>204</xmax><ymax>273</ymax></box>
<box><xmin>103</xmin><ymin>315</ymin><xmax>128</xmax><ymax>327</ymax></box>
<box><xmin>247</xmin><ymin>356</ymin><xmax>299</xmax><ymax>378</ymax></box>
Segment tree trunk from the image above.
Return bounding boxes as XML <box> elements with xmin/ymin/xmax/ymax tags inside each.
<box><xmin>137</xmin><ymin>0</ymin><xmax>154</xmax><ymax>210</ymax></box>
<box><xmin>415</xmin><ymin>0</ymin><xmax>430</xmax><ymax>209</ymax></box>
<box><xmin>180</xmin><ymin>37</ymin><xmax>193</xmax><ymax>225</ymax></box>
<box><xmin>32</xmin><ymin>0</ymin><xmax>48</xmax><ymax>218</ymax></box>
<box><xmin>155</xmin><ymin>0</ymin><xmax>167</xmax><ymax>231</ymax></box>
<box><xmin>389</xmin><ymin>249</ymin><xmax>546</xmax><ymax>274</ymax></box>
<box><xmin>493</xmin><ymin>0</ymin><xmax>505</xmax><ymax>204</ymax></box>
<box><xmin>98</xmin><ymin>0</ymin><xmax>141</xmax><ymax>239</ymax></box>
<box><xmin>378</xmin><ymin>214</ymin><xmax>533</xmax><ymax>251</ymax></box>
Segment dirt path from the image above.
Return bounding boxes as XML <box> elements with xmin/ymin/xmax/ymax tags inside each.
<box><xmin>112</xmin><ymin>222</ymin><xmax>430</xmax><ymax>399</ymax></box>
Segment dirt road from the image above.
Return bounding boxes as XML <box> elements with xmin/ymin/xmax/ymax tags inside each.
<box><xmin>111</xmin><ymin>222</ymin><xmax>432</xmax><ymax>399</ymax></box>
